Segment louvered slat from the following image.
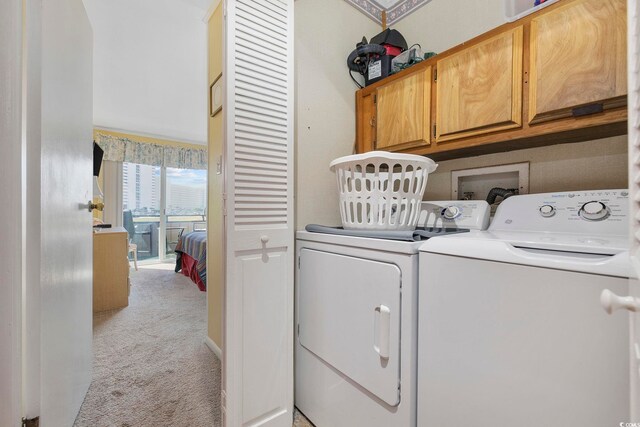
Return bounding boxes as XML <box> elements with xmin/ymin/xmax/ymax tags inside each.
<box><xmin>233</xmin><ymin>0</ymin><xmax>289</xmax><ymax>234</ymax></box>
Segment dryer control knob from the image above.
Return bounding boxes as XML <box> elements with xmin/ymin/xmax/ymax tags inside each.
<box><xmin>442</xmin><ymin>206</ymin><xmax>461</xmax><ymax>220</ymax></box>
<box><xmin>539</xmin><ymin>204</ymin><xmax>555</xmax><ymax>218</ymax></box>
<box><xmin>579</xmin><ymin>201</ymin><xmax>609</xmax><ymax>221</ymax></box>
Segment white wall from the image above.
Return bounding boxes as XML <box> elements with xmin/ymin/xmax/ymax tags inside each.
<box><xmin>295</xmin><ymin>0</ymin><xmax>380</xmax><ymax>229</ymax></box>
<box><xmin>395</xmin><ymin>0</ymin><xmax>506</xmax><ymax>53</ymax></box>
<box><xmin>424</xmin><ymin>135</ymin><xmax>628</xmax><ymax>200</ymax></box>
<box><xmin>83</xmin><ymin>0</ymin><xmax>207</xmax><ymax>144</ymax></box>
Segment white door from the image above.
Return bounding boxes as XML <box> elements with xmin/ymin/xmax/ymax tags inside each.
<box><xmin>628</xmin><ymin>0</ymin><xmax>640</xmax><ymax>419</ymax></box>
<box><xmin>0</xmin><ymin>1</ymin><xmax>25</xmax><ymax>425</ymax></box>
<box><xmin>22</xmin><ymin>0</ymin><xmax>94</xmax><ymax>425</ymax></box>
<box><xmin>223</xmin><ymin>0</ymin><xmax>294</xmax><ymax>425</ymax></box>
<box><xmin>298</xmin><ymin>250</ymin><xmax>402</xmax><ymax>406</ymax></box>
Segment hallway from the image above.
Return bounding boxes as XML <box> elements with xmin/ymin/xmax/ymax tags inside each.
<box><xmin>75</xmin><ymin>265</ymin><xmax>221</xmax><ymax>426</ymax></box>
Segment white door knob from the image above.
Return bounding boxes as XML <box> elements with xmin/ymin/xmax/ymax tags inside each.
<box><xmin>600</xmin><ymin>289</ymin><xmax>640</xmax><ymax>314</ymax></box>
<box><xmin>260</xmin><ymin>235</ymin><xmax>269</xmax><ymax>244</ymax></box>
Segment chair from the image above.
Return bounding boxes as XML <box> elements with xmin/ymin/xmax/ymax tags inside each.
<box><xmin>122</xmin><ymin>210</ymin><xmax>138</xmax><ymax>271</ymax></box>
<box><xmin>166</xmin><ymin>226</ymin><xmax>184</xmax><ymax>253</ymax></box>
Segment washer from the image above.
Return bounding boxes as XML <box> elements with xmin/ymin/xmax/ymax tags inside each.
<box><xmin>295</xmin><ymin>200</ymin><xmax>490</xmax><ymax>427</ymax></box>
<box><xmin>418</xmin><ymin>190</ymin><xmax>633</xmax><ymax>427</ymax></box>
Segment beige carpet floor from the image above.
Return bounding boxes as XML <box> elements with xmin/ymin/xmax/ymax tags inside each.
<box><xmin>74</xmin><ymin>264</ymin><xmax>221</xmax><ymax>427</ymax></box>
<box><xmin>74</xmin><ymin>263</ymin><xmax>314</xmax><ymax>427</ymax></box>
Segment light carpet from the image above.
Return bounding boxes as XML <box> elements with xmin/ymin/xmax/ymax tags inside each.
<box><xmin>74</xmin><ymin>265</ymin><xmax>221</xmax><ymax>427</ymax></box>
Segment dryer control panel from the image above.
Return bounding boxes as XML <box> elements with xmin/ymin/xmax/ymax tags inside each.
<box><xmin>418</xmin><ymin>200</ymin><xmax>491</xmax><ymax>230</ymax></box>
<box><xmin>490</xmin><ymin>189</ymin><xmax>629</xmax><ymax>236</ymax></box>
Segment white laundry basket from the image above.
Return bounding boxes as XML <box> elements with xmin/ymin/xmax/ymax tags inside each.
<box><xmin>330</xmin><ymin>151</ymin><xmax>438</xmax><ymax>231</ymax></box>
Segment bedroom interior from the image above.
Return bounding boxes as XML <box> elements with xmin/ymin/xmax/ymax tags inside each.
<box><xmin>76</xmin><ymin>0</ymin><xmax>220</xmax><ymax>424</ymax></box>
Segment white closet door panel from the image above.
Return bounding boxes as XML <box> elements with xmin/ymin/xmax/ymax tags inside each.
<box><xmin>224</xmin><ymin>0</ymin><xmax>294</xmax><ymax>426</ymax></box>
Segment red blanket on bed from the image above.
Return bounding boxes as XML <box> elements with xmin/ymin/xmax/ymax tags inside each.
<box><xmin>180</xmin><ymin>253</ymin><xmax>206</xmax><ymax>291</ymax></box>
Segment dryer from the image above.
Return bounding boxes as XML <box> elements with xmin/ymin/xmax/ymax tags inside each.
<box><xmin>295</xmin><ymin>200</ymin><xmax>490</xmax><ymax>427</ymax></box>
<box><xmin>418</xmin><ymin>190</ymin><xmax>633</xmax><ymax>427</ymax></box>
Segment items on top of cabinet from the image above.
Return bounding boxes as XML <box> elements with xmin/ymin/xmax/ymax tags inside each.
<box><xmin>391</xmin><ymin>45</ymin><xmax>437</xmax><ymax>73</ymax></box>
<box><xmin>329</xmin><ymin>151</ymin><xmax>438</xmax><ymax>231</ymax></box>
<box><xmin>347</xmin><ymin>28</ymin><xmax>408</xmax><ymax>87</ymax></box>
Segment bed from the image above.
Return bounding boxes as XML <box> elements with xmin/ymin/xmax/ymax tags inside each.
<box><xmin>174</xmin><ymin>231</ymin><xmax>207</xmax><ymax>291</ymax></box>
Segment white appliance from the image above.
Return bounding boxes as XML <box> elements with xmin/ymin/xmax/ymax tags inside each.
<box><xmin>418</xmin><ymin>190</ymin><xmax>633</xmax><ymax>427</ymax></box>
<box><xmin>295</xmin><ymin>200</ymin><xmax>490</xmax><ymax>427</ymax></box>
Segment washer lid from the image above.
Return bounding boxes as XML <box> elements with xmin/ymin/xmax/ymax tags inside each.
<box><xmin>419</xmin><ymin>232</ymin><xmax>634</xmax><ymax>278</ymax></box>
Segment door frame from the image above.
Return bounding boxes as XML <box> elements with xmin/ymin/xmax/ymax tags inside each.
<box><xmin>0</xmin><ymin>0</ymin><xmax>24</xmax><ymax>425</ymax></box>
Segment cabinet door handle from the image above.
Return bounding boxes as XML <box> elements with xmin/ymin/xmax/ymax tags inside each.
<box><xmin>601</xmin><ymin>289</ymin><xmax>640</xmax><ymax>314</ymax></box>
<box><xmin>369</xmin><ymin>117</ymin><xmax>376</xmax><ymax>127</ymax></box>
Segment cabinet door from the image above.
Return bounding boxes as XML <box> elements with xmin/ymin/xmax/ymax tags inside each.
<box><xmin>355</xmin><ymin>91</ymin><xmax>376</xmax><ymax>153</ymax></box>
<box><xmin>376</xmin><ymin>66</ymin><xmax>431</xmax><ymax>151</ymax></box>
<box><xmin>529</xmin><ymin>0</ymin><xmax>627</xmax><ymax>124</ymax></box>
<box><xmin>436</xmin><ymin>27</ymin><xmax>523</xmax><ymax>142</ymax></box>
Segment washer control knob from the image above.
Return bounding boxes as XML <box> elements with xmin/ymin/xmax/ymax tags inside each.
<box><xmin>442</xmin><ymin>206</ymin><xmax>461</xmax><ymax>220</ymax></box>
<box><xmin>579</xmin><ymin>201</ymin><xmax>609</xmax><ymax>221</ymax></box>
<box><xmin>539</xmin><ymin>204</ymin><xmax>555</xmax><ymax>218</ymax></box>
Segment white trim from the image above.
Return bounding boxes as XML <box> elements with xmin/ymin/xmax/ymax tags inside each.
<box><xmin>22</xmin><ymin>0</ymin><xmax>42</xmax><ymax>419</ymax></box>
<box><xmin>202</xmin><ymin>0</ymin><xmax>222</xmax><ymax>22</ymax></box>
<box><xmin>205</xmin><ymin>336</ymin><xmax>222</xmax><ymax>359</ymax></box>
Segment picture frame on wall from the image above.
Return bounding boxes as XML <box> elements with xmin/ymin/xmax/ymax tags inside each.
<box><xmin>210</xmin><ymin>74</ymin><xmax>223</xmax><ymax>117</ymax></box>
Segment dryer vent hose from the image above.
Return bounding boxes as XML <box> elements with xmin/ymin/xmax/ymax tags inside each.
<box><xmin>486</xmin><ymin>187</ymin><xmax>517</xmax><ymax>205</ymax></box>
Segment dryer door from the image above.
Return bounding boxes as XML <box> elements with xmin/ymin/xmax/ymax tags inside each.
<box><xmin>298</xmin><ymin>249</ymin><xmax>402</xmax><ymax>406</ymax></box>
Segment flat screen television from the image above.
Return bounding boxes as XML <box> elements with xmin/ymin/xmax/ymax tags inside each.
<box><xmin>93</xmin><ymin>142</ymin><xmax>104</xmax><ymax>177</ymax></box>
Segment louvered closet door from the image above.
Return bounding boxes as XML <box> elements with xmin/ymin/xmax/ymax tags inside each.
<box><xmin>223</xmin><ymin>1</ymin><xmax>294</xmax><ymax>426</ymax></box>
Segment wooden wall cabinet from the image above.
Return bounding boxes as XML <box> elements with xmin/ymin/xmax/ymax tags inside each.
<box><xmin>356</xmin><ymin>91</ymin><xmax>376</xmax><ymax>153</ymax></box>
<box><xmin>354</xmin><ymin>0</ymin><xmax>627</xmax><ymax>160</ymax></box>
<box><xmin>356</xmin><ymin>67</ymin><xmax>431</xmax><ymax>152</ymax></box>
<box><xmin>376</xmin><ymin>66</ymin><xmax>432</xmax><ymax>151</ymax></box>
<box><xmin>93</xmin><ymin>227</ymin><xmax>130</xmax><ymax>312</ymax></box>
<box><xmin>436</xmin><ymin>27</ymin><xmax>523</xmax><ymax>142</ymax></box>
<box><xmin>529</xmin><ymin>0</ymin><xmax>627</xmax><ymax>124</ymax></box>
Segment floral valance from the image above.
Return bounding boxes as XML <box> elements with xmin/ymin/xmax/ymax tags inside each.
<box><xmin>96</xmin><ymin>133</ymin><xmax>207</xmax><ymax>170</ymax></box>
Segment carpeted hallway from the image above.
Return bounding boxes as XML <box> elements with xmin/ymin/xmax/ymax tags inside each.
<box><xmin>75</xmin><ymin>264</ymin><xmax>221</xmax><ymax>427</ymax></box>
<box><xmin>75</xmin><ymin>263</ymin><xmax>314</xmax><ymax>427</ymax></box>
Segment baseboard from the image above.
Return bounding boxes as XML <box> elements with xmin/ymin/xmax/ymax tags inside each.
<box><xmin>205</xmin><ymin>336</ymin><xmax>222</xmax><ymax>359</ymax></box>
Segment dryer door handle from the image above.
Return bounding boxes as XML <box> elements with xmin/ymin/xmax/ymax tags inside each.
<box><xmin>374</xmin><ymin>305</ymin><xmax>391</xmax><ymax>359</ymax></box>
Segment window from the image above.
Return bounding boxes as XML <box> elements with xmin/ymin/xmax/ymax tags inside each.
<box><xmin>122</xmin><ymin>162</ymin><xmax>207</xmax><ymax>263</ymax></box>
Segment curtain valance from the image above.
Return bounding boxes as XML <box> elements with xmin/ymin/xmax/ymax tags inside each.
<box><xmin>95</xmin><ymin>133</ymin><xmax>208</xmax><ymax>170</ymax></box>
